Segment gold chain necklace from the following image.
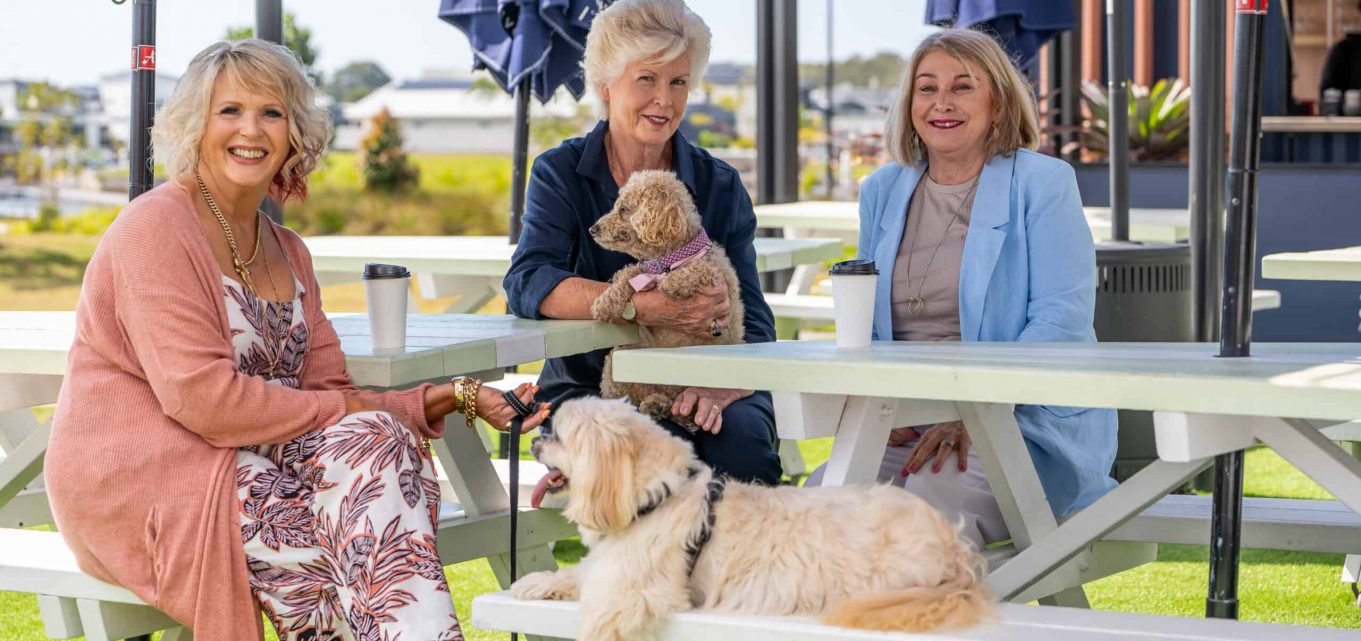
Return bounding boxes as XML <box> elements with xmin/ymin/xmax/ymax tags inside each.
<box><xmin>196</xmin><ymin>171</ymin><xmax>264</xmax><ymax>294</ymax></box>
<box><xmin>902</xmin><ymin>175</ymin><xmax>979</xmax><ymax>316</ymax></box>
<box><xmin>196</xmin><ymin>170</ymin><xmax>286</xmax><ymax>379</ymax></box>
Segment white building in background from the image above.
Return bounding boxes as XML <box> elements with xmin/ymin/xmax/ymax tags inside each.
<box><xmin>95</xmin><ymin>71</ymin><xmax>179</xmax><ymax>146</ymax></box>
<box><xmin>337</xmin><ymin>71</ymin><xmax>597</xmax><ymax>155</ymax></box>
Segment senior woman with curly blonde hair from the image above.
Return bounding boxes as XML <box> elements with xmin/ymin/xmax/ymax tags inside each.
<box><xmin>505</xmin><ymin>0</ymin><xmax>782</xmax><ymax>484</ymax></box>
<box><xmin>46</xmin><ymin>39</ymin><xmax>545</xmax><ymax>641</ymax></box>
<box><xmin>806</xmin><ymin>29</ymin><xmax>1118</xmax><ymax>553</ymax></box>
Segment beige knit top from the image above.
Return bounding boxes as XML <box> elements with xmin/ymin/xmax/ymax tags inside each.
<box><xmin>890</xmin><ymin>174</ymin><xmax>978</xmax><ymax>341</ymax></box>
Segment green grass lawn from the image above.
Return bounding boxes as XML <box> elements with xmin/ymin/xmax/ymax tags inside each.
<box><xmin>2</xmin><ymin>232</ymin><xmax>1358</xmax><ymax>636</ymax></box>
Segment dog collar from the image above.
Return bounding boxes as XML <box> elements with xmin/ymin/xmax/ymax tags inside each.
<box><xmin>628</xmin><ymin>229</ymin><xmax>711</xmax><ymax>292</ymax></box>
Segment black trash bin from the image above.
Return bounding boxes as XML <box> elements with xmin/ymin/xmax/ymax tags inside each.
<box><xmin>1092</xmin><ymin>241</ymin><xmax>1194</xmax><ymax>481</ymax></box>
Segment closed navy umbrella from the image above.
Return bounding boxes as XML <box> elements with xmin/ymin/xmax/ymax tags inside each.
<box><xmin>925</xmin><ymin>0</ymin><xmax>1076</xmax><ymax>67</ymax></box>
<box><xmin>439</xmin><ymin>0</ymin><xmax>600</xmax><ymax>243</ymax></box>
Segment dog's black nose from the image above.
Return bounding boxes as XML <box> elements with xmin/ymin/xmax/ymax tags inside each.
<box><xmin>588</xmin><ymin>223</ymin><xmax>600</xmax><ymax>236</ymax></box>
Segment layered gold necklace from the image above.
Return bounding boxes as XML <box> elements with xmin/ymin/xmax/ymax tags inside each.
<box><xmin>195</xmin><ymin>170</ymin><xmax>285</xmax><ymax>378</ymax></box>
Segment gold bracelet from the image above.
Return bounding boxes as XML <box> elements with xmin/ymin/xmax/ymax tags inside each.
<box><xmin>461</xmin><ymin>376</ymin><xmax>482</xmax><ymax>430</ymax></box>
<box><xmin>451</xmin><ymin>378</ymin><xmax>466</xmax><ymax>414</ymax></box>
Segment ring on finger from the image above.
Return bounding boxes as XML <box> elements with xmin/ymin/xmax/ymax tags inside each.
<box><xmin>939</xmin><ymin>438</ymin><xmax>957</xmax><ymax>450</ymax></box>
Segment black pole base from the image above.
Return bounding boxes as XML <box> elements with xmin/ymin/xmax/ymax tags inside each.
<box><xmin>1206</xmin><ymin>597</ymin><xmax>1238</xmax><ymax>620</ymax></box>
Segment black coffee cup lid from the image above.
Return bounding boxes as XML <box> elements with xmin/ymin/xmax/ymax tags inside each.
<box><xmin>362</xmin><ymin>263</ymin><xmax>411</xmax><ymax>279</ymax></box>
<box><xmin>829</xmin><ymin>259</ymin><xmax>878</xmax><ymax>275</ymax></box>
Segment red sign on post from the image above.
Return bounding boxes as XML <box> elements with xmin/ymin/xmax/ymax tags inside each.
<box><xmin>131</xmin><ymin>45</ymin><xmax>156</xmax><ymax>71</ymax></box>
<box><xmin>1236</xmin><ymin>0</ymin><xmax>1268</xmax><ymax>14</ymax></box>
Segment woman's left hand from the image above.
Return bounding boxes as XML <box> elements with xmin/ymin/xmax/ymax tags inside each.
<box><xmin>476</xmin><ymin>383</ymin><xmax>552</xmax><ymax>433</ymax></box>
<box><xmin>671</xmin><ymin>387</ymin><xmax>751</xmax><ymax>435</ymax></box>
<box><xmin>901</xmin><ymin>421</ymin><xmax>970</xmax><ymax>477</ymax></box>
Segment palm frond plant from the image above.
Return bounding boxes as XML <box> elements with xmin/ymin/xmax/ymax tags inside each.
<box><xmin>1080</xmin><ymin>78</ymin><xmax>1192</xmax><ymax>162</ymax></box>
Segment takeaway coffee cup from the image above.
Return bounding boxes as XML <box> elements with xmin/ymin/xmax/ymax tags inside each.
<box><xmin>828</xmin><ymin>259</ymin><xmax>878</xmax><ymax>348</ymax></box>
<box><xmin>362</xmin><ymin>263</ymin><xmax>411</xmax><ymax>350</ymax></box>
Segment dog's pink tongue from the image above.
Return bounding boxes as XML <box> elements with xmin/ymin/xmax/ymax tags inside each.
<box><xmin>531</xmin><ymin>470</ymin><xmax>564</xmax><ymax>509</ymax></box>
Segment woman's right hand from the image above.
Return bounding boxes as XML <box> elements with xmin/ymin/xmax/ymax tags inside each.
<box><xmin>634</xmin><ymin>283</ymin><xmax>731</xmax><ymax>338</ymax></box>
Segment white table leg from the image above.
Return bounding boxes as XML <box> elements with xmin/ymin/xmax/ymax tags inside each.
<box><xmin>0</xmin><ymin>414</ymin><xmax>48</xmax><ymax>509</ymax></box>
<box><xmin>987</xmin><ymin>458</ymin><xmax>1209</xmax><ymax>601</ymax></box>
<box><xmin>956</xmin><ymin>402</ymin><xmax>1087</xmax><ymax>606</ymax></box>
<box><xmin>1262</xmin><ymin>418</ymin><xmax>1361</xmax><ymax>515</ymax></box>
<box><xmin>819</xmin><ymin>396</ymin><xmax>898</xmax><ymax>486</ymax></box>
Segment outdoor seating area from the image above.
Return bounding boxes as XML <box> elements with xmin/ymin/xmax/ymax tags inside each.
<box><xmin>5</xmin><ymin>0</ymin><xmax>1361</xmax><ymax>640</ymax></box>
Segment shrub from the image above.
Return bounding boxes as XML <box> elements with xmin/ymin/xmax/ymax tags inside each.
<box><xmin>359</xmin><ymin>108</ymin><xmax>420</xmax><ymax>193</ymax></box>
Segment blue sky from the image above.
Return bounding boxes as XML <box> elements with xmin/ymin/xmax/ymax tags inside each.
<box><xmin>1</xmin><ymin>0</ymin><xmax>935</xmax><ymax>86</ymax></box>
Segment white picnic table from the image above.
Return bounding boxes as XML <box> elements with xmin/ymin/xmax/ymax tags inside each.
<box><xmin>302</xmin><ymin>235</ymin><xmax>844</xmax><ymax>312</ymax></box>
<box><xmin>0</xmin><ymin>312</ymin><xmax>638</xmax><ymax>623</ymax></box>
<box><xmin>1261</xmin><ymin>245</ymin><xmax>1361</xmax><ymax>283</ymax></box>
<box><xmin>611</xmin><ymin>340</ymin><xmax>1361</xmax><ymax>607</ymax></box>
<box><xmin>753</xmin><ymin>200</ymin><xmax>1190</xmax><ymax>243</ymax></box>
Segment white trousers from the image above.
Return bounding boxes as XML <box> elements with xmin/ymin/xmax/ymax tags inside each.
<box><xmin>805</xmin><ymin>441</ymin><xmax>1008</xmax><ymax>552</ymax></box>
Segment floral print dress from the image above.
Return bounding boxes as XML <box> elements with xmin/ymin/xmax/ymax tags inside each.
<box><xmin>226</xmin><ymin>276</ymin><xmax>463</xmax><ymax>641</ymax></box>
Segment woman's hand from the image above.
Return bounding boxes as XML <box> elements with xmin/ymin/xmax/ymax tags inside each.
<box><xmin>634</xmin><ymin>283</ymin><xmax>730</xmax><ymax>338</ymax></box>
<box><xmin>476</xmin><ymin>383</ymin><xmax>551</xmax><ymax>433</ymax></box>
<box><xmin>887</xmin><ymin>427</ymin><xmax>919</xmax><ymax>447</ymax></box>
<box><xmin>671</xmin><ymin>387</ymin><xmax>751</xmax><ymax>434</ymax></box>
<box><xmin>900</xmin><ymin>421</ymin><xmax>970</xmax><ymax>477</ymax></box>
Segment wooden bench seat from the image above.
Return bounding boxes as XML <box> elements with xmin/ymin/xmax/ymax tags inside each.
<box><xmin>1107</xmin><ymin>494</ymin><xmax>1361</xmax><ymax>554</ymax></box>
<box><xmin>471</xmin><ymin>590</ymin><xmax>1358</xmax><ymax>640</ymax></box>
<box><xmin>0</xmin><ymin>528</ymin><xmax>188</xmax><ymax>640</ymax></box>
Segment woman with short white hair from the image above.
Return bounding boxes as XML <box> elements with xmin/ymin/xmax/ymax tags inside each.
<box><xmin>47</xmin><ymin>39</ymin><xmax>546</xmax><ymax>640</ymax></box>
<box><xmin>506</xmin><ymin>0</ymin><xmax>783</xmax><ymax>484</ymax></box>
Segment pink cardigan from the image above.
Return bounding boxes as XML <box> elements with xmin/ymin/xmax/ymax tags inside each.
<box><xmin>47</xmin><ymin>182</ymin><xmax>443</xmax><ymax>640</ymax></box>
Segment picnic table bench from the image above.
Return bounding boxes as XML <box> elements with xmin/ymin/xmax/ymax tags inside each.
<box><xmin>471</xmin><ymin>590</ymin><xmax>1358</xmax><ymax>641</ymax></box>
<box><xmin>0</xmin><ymin>311</ymin><xmax>637</xmax><ymax>640</ymax></box>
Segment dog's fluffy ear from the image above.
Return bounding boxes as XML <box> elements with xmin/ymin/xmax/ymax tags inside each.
<box><xmin>563</xmin><ymin>415</ymin><xmax>639</xmax><ymax>533</ymax></box>
<box><xmin>629</xmin><ymin>173</ymin><xmax>698</xmax><ymax>248</ymax></box>
<box><xmin>631</xmin><ymin>197</ymin><xmax>686</xmax><ymax>247</ymax></box>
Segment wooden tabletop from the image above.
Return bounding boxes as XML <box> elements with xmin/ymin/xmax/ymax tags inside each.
<box><xmin>302</xmin><ymin>235</ymin><xmax>843</xmax><ymax>276</ymax></box>
<box><xmin>1261</xmin><ymin>246</ymin><xmax>1361</xmax><ymax>282</ymax></box>
<box><xmin>612</xmin><ymin>340</ymin><xmax>1361</xmax><ymax>422</ymax></box>
<box><xmin>0</xmin><ymin>312</ymin><xmax>637</xmax><ymax>388</ymax></box>
<box><xmin>753</xmin><ymin>201</ymin><xmax>1188</xmax><ymax>243</ymax></box>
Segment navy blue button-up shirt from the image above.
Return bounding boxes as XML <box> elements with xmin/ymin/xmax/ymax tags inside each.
<box><xmin>504</xmin><ymin>120</ymin><xmax>776</xmax><ymax>405</ymax></box>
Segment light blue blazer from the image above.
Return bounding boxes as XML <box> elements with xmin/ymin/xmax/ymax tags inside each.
<box><xmin>858</xmin><ymin>149</ymin><xmax>1117</xmax><ymax>516</ymax></box>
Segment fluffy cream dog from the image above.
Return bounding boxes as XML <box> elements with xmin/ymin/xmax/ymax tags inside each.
<box><xmin>589</xmin><ymin>170</ymin><xmax>744</xmax><ymax>429</ymax></box>
<box><xmin>515</xmin><ymin>397</ymin><xmax>991</xmax><ymax>641</ymax></box>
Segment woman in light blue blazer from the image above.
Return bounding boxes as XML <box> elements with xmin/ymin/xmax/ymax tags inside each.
<box><xmin>810</xmin><ymin>29</ymin><xmax>1117</xmax><ymax>550</ymax></box>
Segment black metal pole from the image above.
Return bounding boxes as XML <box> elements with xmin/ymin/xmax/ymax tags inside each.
<box><xmin>824</xmin><ymin>0</ymin><xmax>834</xmax><ymax>197</ymax></box>
<box><xmin>255</xmin><ymin>0</ymin><xmax>283</xmax><ymax>44</ymax></box>
<box><xmin>1191</xmin><ymin>0</ymin><xmax>1227</xmax><ymax>342</ymax></box>
<box><xmin>509</xmin><ymin>78</ymin><xmax>531</xmax><ymax>245</ymax></box>
<box><xmin>256</xmin><ymin>0</ymin><xmax>285</xmax><ymax>224</ymax></box>
<box><xmin>1106</xmin><ymin>0</ymin><xmax>1130</xmax><ymax>241</ymax></box>
<box><xmin>1060</xmin><ymin>0</ymin><xmax>1080</xmax><ymax>162</ymax></box>
<box><xmin>1208</xmin><ymin>0</ymin><xmax>1269</xmax><ymax>622</ymax></box>
<box><xmin>129</xmin><ymin>0</ymin><xmax>156</xmax><ymax>201</ymax></box>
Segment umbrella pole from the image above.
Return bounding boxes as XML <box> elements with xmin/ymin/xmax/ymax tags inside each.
<box><xmin>129</xmin><ymin>0</ymin><xmax>156</xmax><ymax>201</ymax></box>
<box><xmin>509</xmin><ymin>78</ymin><xmax>532</xmax><ymax>245</ymax></box>
<box><xmin>1208</xmin><ymin>0</ymin><xmax>1269</xmax><ymax>621</ymax></box>
<box><xmin>1106</xmin><ymin>0</ymin><xmax>1129</xmax><ymax>241</ymax></box>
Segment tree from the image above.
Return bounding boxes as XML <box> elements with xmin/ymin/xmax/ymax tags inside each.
<box><xmin>359</xmin><ymin>108</ymin><xmax>419</xmax><ymax>193</ymax></box>
<box><xmin>799</xmin><ymin>51</ymin><xmax>908</xmax><ymax>89</ymax></box>
<box><xmin>325</xmin><ymin>61</ymin><xmax>391</xmax><ymax>103</ymax></box>
<box><xmin>7</xmin><ymin>82</ymin><xmax>82</xmax><ymax>196</ymax></box>
<box><xmin>226</xmin><ymin>12</ymin><xmax>322</xmax><ymax>85</ymax></box>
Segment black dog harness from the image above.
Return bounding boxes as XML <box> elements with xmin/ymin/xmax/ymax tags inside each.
<box><xmin>635</xmin><ymin>465</ymin><xmax>727</xmax><ymax>578</ymax></box>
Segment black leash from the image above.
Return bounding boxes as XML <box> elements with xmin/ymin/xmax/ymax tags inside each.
<box><xmin>501</xmin><ymin>388</ymin><xmax>537</xmax><ymax>641</ymax></box>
